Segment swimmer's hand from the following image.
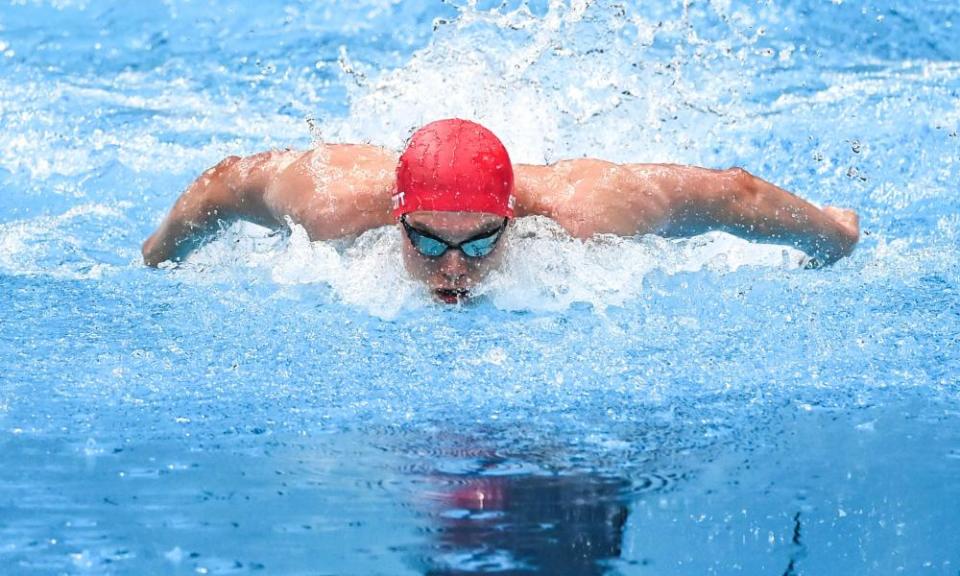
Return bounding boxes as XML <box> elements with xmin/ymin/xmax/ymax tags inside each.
<box><xmin>142</xmin><ymin>226</ymin><xmax>209</xmax><ymax>267</ymax></box>
<box><xmin>822</xmin><ymin>206</ymin><xmax>860</xmax><ymax>248</ymax></box>
<box><xmin>141</xmin><ymin>230</ymin><xmax>169</xmax><ymax>267</ymax></box>
<box><xmin>801</xmin><ymin>207</ymin><xmax>859</xmax><ymax>268</ymax></box>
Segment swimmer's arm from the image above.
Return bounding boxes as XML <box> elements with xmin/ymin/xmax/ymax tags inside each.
<box><xmin>629</xmin><ymin>164</ymin><xmax>860</xmax><ymax>264</ymax></box>
<box><xmin>141</xmin><ymin>152</ymin><xmax>291</xmax><ymax>266</ymax></box>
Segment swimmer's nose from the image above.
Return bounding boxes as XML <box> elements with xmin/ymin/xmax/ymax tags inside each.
<box><xmin>439</xmin><ymin>251</ymin><xmax>468</xmax><ymax>282</ymax></box>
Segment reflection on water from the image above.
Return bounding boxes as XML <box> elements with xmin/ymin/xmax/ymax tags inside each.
<box><xmin>421</xmin><ymin>465</ymin><xmax>629</xmax><ymax>575</ymax></box>
<box><xmin>2</xmin><ymin>394</ymin><xmax>960</xmax><ymax>574</ymax></box>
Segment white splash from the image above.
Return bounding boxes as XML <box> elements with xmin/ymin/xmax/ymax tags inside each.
<box><xmin>322</xmin><ymin>1</ymin><xmax>752</xmax><ymax>165</ymax></box>
<box><xmin>176</xmin><ymin>220</ymin><xmax>425</xmax><ymax>320</ymax></box>
<box><xmin>270</xmin><ymin>221</ymin><xmax>424</xmax><ymax>318</ymax></box>
<box><xmin>0</xmin><ymin>203</ymin><xmax>128</xmax><ymax>279</ymax></box>
<box><xmin>476</xmin><ymin>216</ymin><xmax>805</xmax><ymax>312</ymax></box>
<box><xmin>175</xmin><ymin>216</ymin><xmax>805</xmax><ymax>317</ymax></box>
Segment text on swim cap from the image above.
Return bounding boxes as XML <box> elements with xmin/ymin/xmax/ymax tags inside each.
<box><xmin>391</xmin><ymin>191</ymin><xmax>406</xmax><ymax>210</ymax></box>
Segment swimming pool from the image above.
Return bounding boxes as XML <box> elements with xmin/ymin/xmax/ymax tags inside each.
<box><xmin>1</xmin><ymin>0</ymin><xmax>958</xmax><ymax>574</ymax></box>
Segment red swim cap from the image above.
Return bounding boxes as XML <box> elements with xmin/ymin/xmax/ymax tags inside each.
<box><xmin>393</xmin><ymin>118</ymin><xmax>515</xmax><ymax>219</ymax></box>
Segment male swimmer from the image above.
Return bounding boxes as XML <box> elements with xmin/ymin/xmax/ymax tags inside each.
<box><xmin>142</xmin><ymin>118</ymin><xmax>859</xmax><ymax>304</ymax></box>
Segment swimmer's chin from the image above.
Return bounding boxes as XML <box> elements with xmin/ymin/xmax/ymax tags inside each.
<box><xmin>433</xmin><ymin>288</ymin><xmax>470</xmax><ymax>305</ymax></box>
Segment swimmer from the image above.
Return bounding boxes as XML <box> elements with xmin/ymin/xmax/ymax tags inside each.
<box><xmin>142</xmin><ymin>118</ymin><xmax>860</xmax><ymax>303</ymax></box>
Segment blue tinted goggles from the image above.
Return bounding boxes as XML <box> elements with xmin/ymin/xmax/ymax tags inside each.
<box><xmin>401</xmin><ymin>216</ymin><xmax>507</xmax><ymax>258</ymax></box>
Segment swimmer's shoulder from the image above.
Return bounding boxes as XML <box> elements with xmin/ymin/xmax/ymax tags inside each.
<box><xmin>296</xmin><ymin>143</ymin><xmax>399</xmax><ymax>171</ymax></box>
<box><xmin>512</xmin><ymin>158</ymin><xmax>635</xmax><ymax>218</ymax></box>
<box><xmin>269</xmin><ymin>143</ymin><xmax>398</xmax><ymax>196</ymax></box>
<box><xmin>513</xmin><ymin>159</ymin><xmax>671</xmax><ymax>237</ymax></box>
<box><xmin>264</xmin><ymin>143</ymin><xmax>396</xmax><ymax>237</ymax></box>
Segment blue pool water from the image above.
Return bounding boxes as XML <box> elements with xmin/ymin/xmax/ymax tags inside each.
<box><xmin>1</xmin><ymin>0</ymin><xmax>959</xmax><ymax>574</ymax></box>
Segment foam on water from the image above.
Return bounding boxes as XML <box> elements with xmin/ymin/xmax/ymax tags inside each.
<box><xmin>166</xmin><ymin>215</ymin><xmax>806</xmax><ymax>319</ymax></box>
<box><xmin>478</xmin><ymin>217</ymin><xmax>806</xmax><ymax>313</ymax></box>
<box><xmin>0</xmin><ymin>203</ymin><xmax>130</xmax><ymax>279</ymax></box>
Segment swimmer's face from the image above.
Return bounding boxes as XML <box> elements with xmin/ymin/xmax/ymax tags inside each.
<box><xmin>400</xmin><ymin>211</ymin><xmax>509</xmax><ymax>304</ymax></box>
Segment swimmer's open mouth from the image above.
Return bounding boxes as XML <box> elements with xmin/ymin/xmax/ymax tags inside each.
<box><xmin>434</xmin><ymin>288</ymin><xmax>469</xmax><ymax>304</ymax></box>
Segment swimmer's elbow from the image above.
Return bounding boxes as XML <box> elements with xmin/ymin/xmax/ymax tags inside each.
<box><xmin>208</xmin><ymin>155</ymin><xmax>243</xmax><ymax>186</ymax></box>
<box><xmin>724</xmin><ymin>167</ymin><xmax>761</xmax><ymax>205</ymax></box>
<box><xmin>716</xmin><ymin>167</ymin><xmax>771</xmax><ymax>225</ymax></box>
<box><xmin>211</xmin><ymin>151</ymin><xmax>292</xmax><ymax>209</ymax></box>
<box><xmin>219</xmin><ymin>155</ymin><xmax>242</xmax><ymax>168</ymax></box>
<box><xmin>725</xmin><ymin>167</ymin><xmax>754</xmax><ymax>186</ymax></box>
<box><xmin>189</xmin><ymin>155</ymin><xmax>258</xmax><ymax>216</ymax></box>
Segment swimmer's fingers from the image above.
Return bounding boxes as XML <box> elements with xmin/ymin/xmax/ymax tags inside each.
<box><xmin>803</xmin><ymin>257</ymin><xmax>822</xmax><ymax>270</ymax></box>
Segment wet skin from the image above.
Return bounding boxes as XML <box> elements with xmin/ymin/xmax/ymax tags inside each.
<box><xmin>142</xmin><ymin>144</ymin><xmax>861</xmax><ymax>294</ymax></box>
<box><xmin>400</xmin><ymin>211</ymin><xmax>508</xmax><ymax>303</ymax></box>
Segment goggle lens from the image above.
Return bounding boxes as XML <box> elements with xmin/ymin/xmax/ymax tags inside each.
<box><xmin>408</xmin><ymin>229</ymin><xmax>449</xmax><ymax>257</ymax></box>
<box><xmin>402</xmin><ymin>217</ymin><xmax>506</xmax><ymax>259</ymax></box>
<box><xmin>459</xmin><ymin>234</ymin><xmax>500</xmax><ymax>258</ymax></box>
